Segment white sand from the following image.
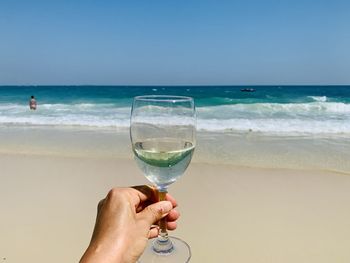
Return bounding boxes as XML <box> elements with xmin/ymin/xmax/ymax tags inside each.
<box><xmin>1</xmin><ymin>153</ymin><xmax>350</xmax><ymax>263</ymax></box>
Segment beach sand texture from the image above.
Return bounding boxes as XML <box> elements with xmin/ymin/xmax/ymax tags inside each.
<box><xmin>1</xmin><ymin>137</ymin><xmax>350</xmax><ymax>262</ymax></box>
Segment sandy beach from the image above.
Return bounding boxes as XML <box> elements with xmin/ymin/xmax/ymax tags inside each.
<box><xmin>1</xmin><ymin>129</ymin><xmax>350</xmax><ymax>262</ymax></box>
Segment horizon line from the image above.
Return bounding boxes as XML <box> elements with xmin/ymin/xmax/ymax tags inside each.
<box><xmin>0</xmin><ymin>84</ymin><xmax>349</xmax><ymax>87</ymax></box>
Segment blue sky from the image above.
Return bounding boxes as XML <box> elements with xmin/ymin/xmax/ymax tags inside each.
<box><xmin>0</xmin><ymin>0</ymin><xmax>349</xmax><ymax>85</ymax></box>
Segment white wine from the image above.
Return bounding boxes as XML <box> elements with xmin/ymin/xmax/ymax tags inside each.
<box><xmin>133</xmin><ymin>139</ymin><xmax>195</xmax><ymax>189</ymax></box>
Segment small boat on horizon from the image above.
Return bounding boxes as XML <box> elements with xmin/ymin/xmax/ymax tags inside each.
<box><xmin>240</xmin><ymin>88</ymin><xmax>256</xmax><ymax>92</ymax></box>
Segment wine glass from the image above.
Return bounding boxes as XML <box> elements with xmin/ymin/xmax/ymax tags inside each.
<box><xmin>130</xmin><ymin>95</ymin><xmax>196</xmax><ymax>262</ymax></box>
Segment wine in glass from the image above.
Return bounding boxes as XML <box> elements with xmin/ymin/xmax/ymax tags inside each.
<box><xmin>130</xmin><ymin>95</ymin><xmax>196</xmax><ymax>262</ymax></box>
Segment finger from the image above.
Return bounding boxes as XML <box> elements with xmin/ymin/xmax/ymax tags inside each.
<box><xmin>138</xmin><ymin>201</ymin><xmax>173</xmax><ymax>225</ymax></box>
<box><xmin>148</xmin><ymin>227</ymin><xmax>159</xmax><ymax>239</ymax></box>
<box><xmin>136</xmin><ymin>193</ymin><xmax>177</xmax><ymax>212</ymax></box>
<box><xmin>131</xmin><ymin>185</ymin><xmax>157</xmax><ymax>204</ymax></box>
<box><xmin>165</xmin><ymin>193</ymin><xmax>178</xmax><ymax>208</ymax></box>
<box><xmin>166</xmin><ymin>221</ymin><xmax>177</xmax><ymax>231</ymax></box>
<box><xmin>166</xmin><ymin>209</ymin><xmax>180</xmax><ymax>222</ymax></box>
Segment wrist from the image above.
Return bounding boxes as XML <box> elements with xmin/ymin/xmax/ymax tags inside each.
<box><xmin>80</xmin><ymin>241</ymin><xmax>124</xmax><ymax>263</ymax></box>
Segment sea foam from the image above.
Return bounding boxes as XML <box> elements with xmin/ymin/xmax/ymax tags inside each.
<box><xmin>0</xmin><ymin>101</ymin><xmax>349</xmax><ymax>135</ymax></box>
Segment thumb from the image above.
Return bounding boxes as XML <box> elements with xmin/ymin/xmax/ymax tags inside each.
<box><xmin>139</xmin><ymin>201</ymin><xmax>173</xmax><ymax>225</ymax></box>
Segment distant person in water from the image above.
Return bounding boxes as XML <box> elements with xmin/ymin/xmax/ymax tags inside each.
<box><xmin>29</xmin><ymin>95</ymin><xmax>37</xmax><ymax>110</ymax></box>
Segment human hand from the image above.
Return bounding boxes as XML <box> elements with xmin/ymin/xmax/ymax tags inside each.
<box><xmin>80</xmin><ymin>186</ymin><xmax>180</xmax><ymax>263</ymax></box>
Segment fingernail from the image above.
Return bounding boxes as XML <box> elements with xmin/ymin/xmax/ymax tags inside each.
<box><xmin>160</xmin><ymin>201</ymin><xmax>172</xmax><ymax>214</ymax></box>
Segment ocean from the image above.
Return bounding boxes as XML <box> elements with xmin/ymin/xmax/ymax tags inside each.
<box><xmin>0</xmin><ymin>85</ymin><xmax>350</xmax><ymax>135</ymax></box>
<box><xmin>1</xmin><ymin>85</ymin><xmax>350</xmax><ymax>173</ymax></box>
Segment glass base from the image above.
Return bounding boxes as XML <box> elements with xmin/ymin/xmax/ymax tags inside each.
<box><xmin>137</xmin><ymin>236</ymin><xmax>191</xmax><ymax>263</ymax></box>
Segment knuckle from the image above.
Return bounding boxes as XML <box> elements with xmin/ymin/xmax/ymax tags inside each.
<box><xmin>107</xmin><ymin>187</ymin><xmax>132</xmax><ymax>203</ymax></box>
<box><xmin>148</xmin><ymin>205</ymin><xmax>163</xmax><ymax>219</ymax></box>
<box><xmin>107</xmin><ymin>187</ymin><xmax>123</xmax><ymax>199</ymax></box>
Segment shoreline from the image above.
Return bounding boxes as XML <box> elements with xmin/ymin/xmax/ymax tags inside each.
<box><xmin>1</xmin><ymin>125</ymin><xmax>349</xmax><ymax>174</ymax></box>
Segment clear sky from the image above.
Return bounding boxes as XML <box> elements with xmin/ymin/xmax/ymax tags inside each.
<box><xmin>0</xmin><ymin>0</ymin><xmax>349</xmax><ymax>85</ymax></box>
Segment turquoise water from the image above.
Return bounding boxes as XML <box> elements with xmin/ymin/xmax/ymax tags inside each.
<box><xmin>0</xmin><ymin>85</ymin><xmax>349</xmax><ymax>135</ymax></box>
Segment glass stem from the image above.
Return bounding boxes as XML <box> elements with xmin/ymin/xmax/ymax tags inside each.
<box><xmin>152</xmin><ymin>187</ymin><xmax>174</xmax><ymax>254</ymax></box>
<box><xmin>158</xmin><ymin>189</ymin><xmax>168</xmax><ymax>240</ymax></box>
